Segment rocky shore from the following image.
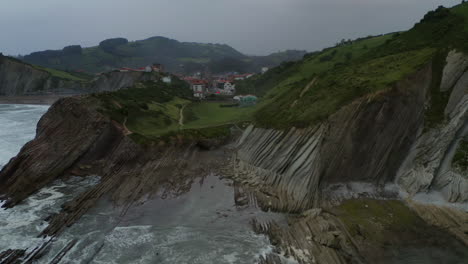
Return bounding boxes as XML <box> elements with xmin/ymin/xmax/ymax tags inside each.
<box><xmin>0</xmin><ymin>50</ymin><xmax>467</xmax><ymax>263</ymax></box>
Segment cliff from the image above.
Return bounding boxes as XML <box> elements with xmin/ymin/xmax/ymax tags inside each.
<box><xmin>1</xmin><ymin>5</ymin><xmax>468</xmax><ymax>264</ymax></box>
<box><xmin>0</xmin><ymin>55</ymin><xmax>87</xmax><ymax>96</ymax></box>
<box><xmin>0</xmin><ymin>54</ymin><xmax>169</xmax><ymax>96</ymax></box>
<box><xmin>233</xmin><ymin>50</ymin><xmax>468</xmax><ymax>263</ymax></box>
<box><xmin>233</xmin><ymin>63</ymin><xmax>432</xmax><ymax>212</ymax></box>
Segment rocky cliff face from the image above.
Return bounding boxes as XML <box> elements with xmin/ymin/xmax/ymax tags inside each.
<box><xmin>0</xmin><ymin>55</ymin><xmax>164</xmax><ymax>96</ymax></box>
<box><xmin>0</xmin><ymin>95</ymin><xmax>229</xmax><ymax>234</ymax></box>
<box><xmin>233</xmin><ymin>63</ymin><xmax>432</xmax><ymax>211</ymax></box>
<box><xmin>397</xmin><ymin>50</ymin><xmax>468</xmax><ymax>203</ymax></box>
<box><xmin>88</xmin><ymin>70</ymin><xmax>161</xmax><ymax>92</ymax></box>
<box><xmin>1</xmin><ymin>51</ymin><xmax>467</xmax><ymax>264</ymax></box>
<box><xmin>234</xmin><ymin>51</ymin><xmax>468</xmax><ymax>210</ymax></box>
<box><xmin>232</xmin><ymin>51</ymin><xmax>468</xmax><ymax>263</ymax></box>
<box><xmin>0</xmin><ymin>56</ymin><xmax>86</xmax><ymax>96</ymax></box>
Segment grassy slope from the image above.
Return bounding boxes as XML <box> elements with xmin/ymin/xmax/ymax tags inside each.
<box><xmin>91</xmin><ymin>75</ymin><xmax>256</xmax><ymax>143</ymax></box>
<box><xmin>241</xmin><ymin>3</ymin><xmax>468</xmax><ymax>129</ymax></box>
<box><xmin>2</xmin><ymin>55</ymin><xmax>91</xmax><ymax>82</ymax></box>
<box><xmin>33</xmin><ymin>65</ymin><xmax>91</xmax><ymax>82</ymax></box>
<box><xmin>235</xmin><ymin>34</ymin><xmax>393</xmax><ymax>96</ymax></box>
<box><xmin>183</xmin><ymin>102</ymin><xmax>255</xmax><ymax>129</ymax></box>
<box><xmin>91</xmin><ymin>4</ymin><xmax>468</xmax><ymax>142</ymax></box>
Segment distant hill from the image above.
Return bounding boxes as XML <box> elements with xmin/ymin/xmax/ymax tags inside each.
<box><xmin>21</xmin><ymin>36</ymin><xmax>306</xmax><ymax>74</ymax></box>
<box><xmin>0</xmin><ymin>53</ymin><xmax>174</xmax><ymax>96</ymax></box>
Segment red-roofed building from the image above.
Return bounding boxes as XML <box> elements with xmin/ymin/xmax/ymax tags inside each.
<box><xmin>188</xmin><ymin>79</ymin><xmax>209</xmax><ymax>98</ymax></box>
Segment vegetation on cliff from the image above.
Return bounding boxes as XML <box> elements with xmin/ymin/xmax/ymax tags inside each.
<box><xmin>0</xmin><ymin>54</ymin><xmax>91</xmax><ymax>83</ymax></box>
<box><xmin>92</xmin><ymin>76</ymin><xmax>254</xmax><ymax>144</ymax></box>
<box><xmin>82</xmin><ymin>4</ymin><xmax>468</xmax><ymax>143</ymax></box>
<box><xmin>234</xmin><ymin>3</ymin><xmax>468</xmax><ymax>129</ymax></box>
<box><xmin>453</xmin><ymin>139</ymin><xmax>468</xmax><ymax>174</ymax></box>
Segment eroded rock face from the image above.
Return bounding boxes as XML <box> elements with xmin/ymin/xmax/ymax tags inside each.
<box><xmin>234</xmin><ymin>64</ymin><xmax>432</xmax><ymax>211</ymax></box>
<box><xmin>233</xmin><ymin>52</ymin><xmax>468</xmax><ymax>263</ymax></box>
<box><xmin>233</xmin><ymin>125</ymin><xmax>325</xmax><ymax>212</ymax></box>
<box><xmin>0</xmin><ymin>56</ymin><xmax>86</xmax><ymax>96</ymax></box>
<box><xmin>1</xmin><ymin>51</ymin><xmax>467</xmax><ymax>264</ymax></box>
<box><xmin>0</xmin><ymin>55</ymin><xmax>163</xmax><ymax>96</ymax></box>
<box><xmin>440</xmin><ymin>50</ymin><xmax>468</xmax><ymax>92</ymax></box>
<box><xmin>320</xmin><ymin>64</ymin><xmax>431</xmax><ymax>186</ymax></box>
<box><xmin>0</xmin><ymin>97</ymin><xmax>119</xmax><ymax>207</ymax></box>
<box><xmin>397</xmin><ymin>50</ymin><xmax>468</xmax><ymax>203</ymax></box>
<box><xmin>0</xmin><ymin>95</ymin><xmax>230</xmax><ymax>237</ymax></box>
<box><xmin>88</xmin><ymin>71</ymin><xmax>161</xmax><ymax>92</ymax></box>
<box><xmin>255</xmin><ymin>199</ymin><xmax>468</xmax><ymax>264</ymax></box>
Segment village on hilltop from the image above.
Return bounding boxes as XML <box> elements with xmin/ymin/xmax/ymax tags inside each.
<box><xmin>111</xmin><ymin>63</ymin><xmax>267</xmax><ymax>105</ymax></box>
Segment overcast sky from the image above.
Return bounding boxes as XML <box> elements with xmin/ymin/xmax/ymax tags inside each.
<box><xmin>0</xmin><ymin>0</ymin><xmax>461</xmax><ymax>56</ymax></box>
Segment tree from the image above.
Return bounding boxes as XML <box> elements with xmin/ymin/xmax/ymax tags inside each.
<box><xmin>99</xmin><ymin>38</ymin><xmax>129</xmax><ymax>53</ymax></box>
<box><xmin>62</xmin><ymin>45</ymin><xmax>82</xmax><ymax>55</ymax></box>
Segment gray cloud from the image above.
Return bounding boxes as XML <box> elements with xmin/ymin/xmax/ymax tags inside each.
<box><xmin>0</xmin><ymin>0</ymin><xmax>461</xmax><ymax>56</ymax></box>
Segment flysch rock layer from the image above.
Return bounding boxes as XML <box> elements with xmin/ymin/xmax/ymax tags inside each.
<box><xmin>397</xmin><ymin>50</ymin><xmax>468</xmax><ymax>203</ymax></box>
<box><xmin>233</xmin><ymin>51</ymin><xmax>468</xmax><ymax>263</ymax></box>
<box><xmin>234</xmin><ymin>63</ymin><xmax>431</xmax><ymax>212</ymax></box>
<box><xmin>0</xmin><ymin>54</ymin><xmax>164</xmax><ymax>96</ymax></box>
<box><xmin>1</xmin><ymin>51</ymin><xmax>468</xmax><ymax>264</ymax></box>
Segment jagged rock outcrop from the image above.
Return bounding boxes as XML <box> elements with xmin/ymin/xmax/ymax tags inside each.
<box><xmin>232</xmin><ymin>51</ymin><xmax>468</xmax><ymax>263</ymax></box>
<box><xmin>408</xmin><ymin>200</ymin><xmax>468</xmax><ymax>246</ymax></box>
<box><xmin>0</xmin><ymin>96</ymin><xmax>119</xmax><ymax>206</ymax></box>
<box><xmin>255</xmin><ymin>199</ymin><xmax>468</xmax><ymax>264</ymax></box>
<box><xmin>233</xmin><ymin>64</ymin><xmax>432</xmax><ymax>211</ymax></box>
<box><xmin>1</xmin><ymin>50</ymin><xmax>467</xmax><ymax>264</ymax></box>
<box><xmin>0</xmin><ymin>95</ymin><xmax>230</xmax><ymax>237</ymax></box>
<box><xmin>397</xmin><ymin>50</ymin><xmax>468</xmax><ymax>203</ymax></box>
<box><xmin>88</xmin><ymin>71</ymin><xmax>161</xmax><ymax>92</ymax></box>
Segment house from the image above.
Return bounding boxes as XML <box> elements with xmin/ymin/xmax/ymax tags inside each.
<box><xmin>152</xmin><ymin>63</ymin><xmax>164</xmax><ymax>72</ymax></box>
<box><xmin>213</xmin><ymin>79</ymin><xmax>236</xmax><ymax>95</ymax></box>
<box><xmin>223</xmin><ymin>81</ymin><xmax>236</xmax><ymax>95</ymax></box>
<box><xmin>232</xmin><ymin>73</ymin><xmax>254</xmax><ymax>81</ymax></box>
<box><xmin>261</xmin><ymin>67</ymin><xmax>269</xmax><ymax>74</ymax></box>
<box><xmin>162</xmin><ymin>76</ymin><xmax>172</xmax><ymax>83</ymax></box>
<box><xmin>189</xmin><ymin>79</ymin><xmax>208</xmax><ymax>98</ymax></box>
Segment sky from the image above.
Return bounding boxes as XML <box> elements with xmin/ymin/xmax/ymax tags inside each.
<box><xmin>0</xmin><ymin>0</ymin><xmax>462</xmax><ymax>56</ymax></box>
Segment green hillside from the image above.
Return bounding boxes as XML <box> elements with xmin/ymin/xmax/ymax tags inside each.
<box><xmin>87</xmin><ymin>4</ymin><xmax>468</xmax><ymax>144</ymax></box>
<box><xmin>21</xmin><ymin>36</ymin><xmax>306</xmax><ymax>74</ymax></box>
<box><xmin>92</xmin><ymin>76</ymin><xmax>253</xmax><ymax>144</ymax></box>
<box><xmin>1</xmin><ymin>54</ymin><xmax>92</xmax><ymax>82</ymax></box>
<box><xmin>238</xmin><ymin>3</ymin><xmax>468</xmax><ymax>129</ymax></box>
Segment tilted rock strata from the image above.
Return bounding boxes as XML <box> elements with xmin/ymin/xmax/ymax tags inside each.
<box><xmin>0</xmin><ymin>56</ymin><xmax>86</xmax><ymax>96</ymax></box>
<box><xmin>397</xmin><ymin>50</ymin><xmax>468</xmax><ymax>202</ymax></box>
<box><xmin>0</xmin><ymin>55</ymin><xmax>164</xmax><ymax>96</ymax></box>
<box><xmin>234</xmin><ymin>64</ymin><xmax>431</xmax><ymax>211</ymax></box>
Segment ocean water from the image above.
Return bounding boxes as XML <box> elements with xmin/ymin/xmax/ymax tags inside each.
<box><xmin>0</xmin><ymin>104</ymin><xmax>49</xmax><ymax>169</ymax></box>
<box><xmin>0</xmin><ymin>103</ymin><xmax>285</xmax><ymax>263</ymax></box>
<box><xmin>38</xmin><ymin>175</ymin><xmax>286</xmax><ymax>264</ymax></box>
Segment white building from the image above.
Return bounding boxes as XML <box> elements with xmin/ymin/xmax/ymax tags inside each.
<box><xmin>162</xmin><ymin>76</ymin><xmax>172</xmax><ymax>83</ymax></box>
<box><xmin>224</xmin><ymin>82</ymin><xmax>235</xmax><ymax>91</ymax></box>
<box><xmin>261</xmin><ymin>67</ymin><xmax>269</xmax><ymax>74</ymax></box>
<box><xmin>191</xmin><ymin>83</ymin><xmax>206</xmax><ymax>98</ymax></box>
